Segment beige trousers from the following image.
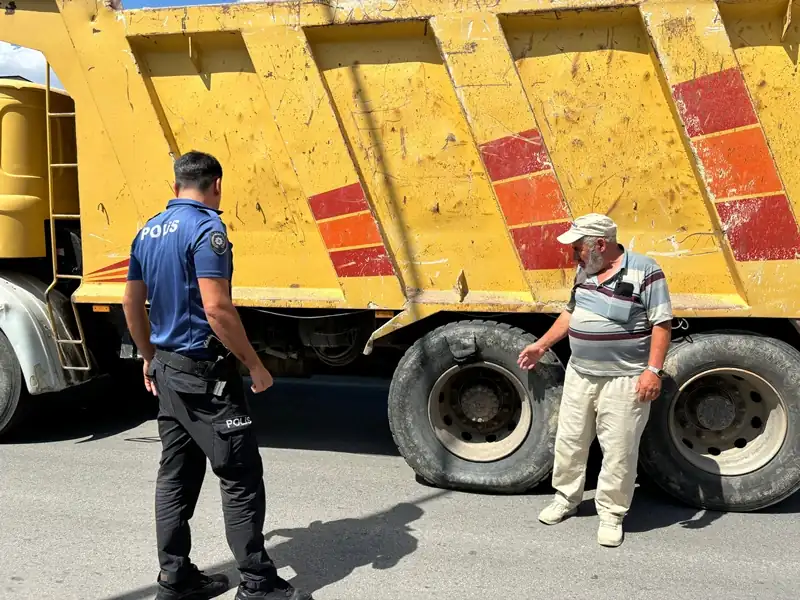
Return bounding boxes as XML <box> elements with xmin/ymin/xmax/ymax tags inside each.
<box><xmin>551</xmin><ymin>364</ymin><xmax>651</xmax><ymax>523</ymax></box>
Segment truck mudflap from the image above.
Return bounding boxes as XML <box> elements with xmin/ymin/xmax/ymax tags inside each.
<box><xmin>0</xmin><ymin>271</ymin><xmax>85</xmax><ymax>395</ymax></box>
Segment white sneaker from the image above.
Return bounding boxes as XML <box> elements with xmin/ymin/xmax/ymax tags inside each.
<box><xmin>538</xmin><ymin>501</ymin><xmax>578</xmax><ymax>525</ymax></box>
<box><xmin>597</xmin><ymin>521</ymin><xmax>623</xmax><ymax>547</ymax></box>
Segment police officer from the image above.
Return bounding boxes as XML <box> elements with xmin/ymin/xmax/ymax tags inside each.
<box><xmin>122</xmin><ymin>151</ymin><xmax>313</xmax><ymax>600</ymax></box>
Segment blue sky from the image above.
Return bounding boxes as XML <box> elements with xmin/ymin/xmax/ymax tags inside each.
<box><xmin>0</xmin><ymin>1</ymin><xmax>243</xmax><ymax>86</ymax></box>
<box><xmin>124</xmin><ymin>0</ymin><xmax>237</xmax><ymax>7</ymax></box>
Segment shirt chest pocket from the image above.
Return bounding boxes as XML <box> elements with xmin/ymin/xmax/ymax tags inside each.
<box><xmin>602</xmin><ymin>278</ymin><xmax>641</xmax><ymax>323</ymax></box>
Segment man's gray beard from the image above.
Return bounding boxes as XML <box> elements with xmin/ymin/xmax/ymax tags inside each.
<box><xmin>583</xmin><ymin>249</ymin><xmax>605</xmax><ymax>275</ymax></box>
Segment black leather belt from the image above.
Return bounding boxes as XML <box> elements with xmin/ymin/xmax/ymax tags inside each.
<box><xmin>154</xmin><ymin>349</ymin><xmax>223</xmax><ymax>377</ymax></box>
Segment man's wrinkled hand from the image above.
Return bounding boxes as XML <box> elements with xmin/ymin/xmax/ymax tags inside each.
<box><xmin>636</xmin><ymin>369</ymin><xmax>662</xmax><ymax>402</ymax></box>
<box><xmin>517</xmin><ymin>343</ymin><xmax>546</xmax><ymax>370</ymax></box>
<box><xmin>143</xmin><ymin>359</ymin><xmax>157</xmax><ymax>397</ymax></box>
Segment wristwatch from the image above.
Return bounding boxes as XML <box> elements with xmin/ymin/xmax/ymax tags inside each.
<box><xmin>647</xmin><ymin>365</ymin><xmax>665</xmax><ymax>378</ymax></box>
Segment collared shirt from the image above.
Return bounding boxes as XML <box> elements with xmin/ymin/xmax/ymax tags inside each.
<box><xmin>565</xmin><ymin>245</ymin><xmax>672</xmax><ymax>377</ymax></box>
<box><xmin>126</xmin><ymin>198</ymin><xmax>233</xmax><ymax>358</ymax></box>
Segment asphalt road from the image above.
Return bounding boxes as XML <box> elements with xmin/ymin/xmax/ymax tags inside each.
<box><xmin>2</xmin><ymin>374</ymin><xmax>800</xmax><ymax>600</ymax></box>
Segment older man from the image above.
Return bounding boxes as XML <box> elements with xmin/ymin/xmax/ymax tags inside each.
<box><xmin>517</xmin><ymin>213</ymin><xmax>672</xmax><ymax>547</ymax></box>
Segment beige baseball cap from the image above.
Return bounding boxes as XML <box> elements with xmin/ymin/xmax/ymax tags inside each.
<box><xmin>556</xmin><ymin>213</ymin><xmax>617</xmax><ymax>244</ymax></box>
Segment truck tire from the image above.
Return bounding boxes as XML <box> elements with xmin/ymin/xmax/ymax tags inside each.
<box><xmin>388</xmin><ymin>320</ymin><xmax>565</xmax><ymax>493</ymax></box>
<box><xmin>639</xmin><ymin>332</ymin><xmax>800</xmax><ymax>511</ymax></box>
<box><xmin>0</xmin><ymin>330</ymin><xmax>25</xmax><ymax>438</ymax></box>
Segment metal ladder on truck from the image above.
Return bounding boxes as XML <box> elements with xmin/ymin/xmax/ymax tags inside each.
<box><xmin>42</xmin><ymin>63</ymin><xmax>92</xmax><ymax>375</ymax></box>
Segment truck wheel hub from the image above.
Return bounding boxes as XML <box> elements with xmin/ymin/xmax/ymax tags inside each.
<box><xmin>458</xmin><ymin>385</ymin><xmax>501</xmax><ymax>424</ymax></box>
<box><xmin>693</xmin><ymin>393</ymin><xmax>736</xmax><ymax>431</ymax></box>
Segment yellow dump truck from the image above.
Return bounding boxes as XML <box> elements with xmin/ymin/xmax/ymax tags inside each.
<box><xmin>2</xmin><ymin>0</ymin><xmax>800</xmax><ymax>511</ymax></box>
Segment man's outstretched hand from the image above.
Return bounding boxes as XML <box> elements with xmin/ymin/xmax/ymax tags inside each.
<box><xmin>517</xmin><ymin>343</ymin><xmax>546</xmax><ymax>370</ymax></box>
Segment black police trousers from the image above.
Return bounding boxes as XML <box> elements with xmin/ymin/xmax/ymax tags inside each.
<box><xmin>149</xmin><ymin>352</ymin><xmax>278</xmax><ymax>590</ymax></box>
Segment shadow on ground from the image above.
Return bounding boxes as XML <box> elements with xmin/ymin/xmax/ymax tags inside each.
<box><xmin>0</xmin><ymin>375</ymin><xmax>158</xmax><ymax>445</ymax></box>
<box><xmin>264</xmin><ymin>501</ymin><xmax>425</xmax><ymax>593</ymax></box>
<box><xmin>562</xmin><ymin>439</ymin><xmax>800</xmax><ymax>531</ymax></box>
<box><xmin>2</xmin><ymin>374</ymin><xmax>398</xmax><ymax>455</ymax></box>
<box><xmin>100</xmin><ymin>491</ymin><xmax>445</xmax><ymax>600</ymax></box>
<box><xmin>563</xmin><ymin>440</ymin><xmax>732</xmax><ymax>531</ymax></box>
<box><xmin>249</xmin><ymin>376</ymin><xmax>397</xmax><ymax>456</ymax></box>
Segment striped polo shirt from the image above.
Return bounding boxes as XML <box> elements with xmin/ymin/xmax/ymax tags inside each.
<box><xmin>565</xmin><ymin>245</ymin><xmax>672</xmax><ymax>377</ymax></box>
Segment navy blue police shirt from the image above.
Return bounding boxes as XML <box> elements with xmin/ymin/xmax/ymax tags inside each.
<box><xmin>126</xmin><ymin>199</ymin><xmax>232</xmax><ymax>359</ymax></box>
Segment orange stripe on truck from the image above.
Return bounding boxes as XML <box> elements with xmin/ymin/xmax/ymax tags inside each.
<box><xmin>478</xmin><ymin>129</ymin><xmax>572</xmax><ymax>272</ymax></box>
<box><xmin>318</xmin><ymin>212</ymin><xmax>383</xmax><ymax>250</ymax></box>
<box><xmin>693</xmin><ymin>127</ymin><xmax>782</xmax><ymax>200</ymax></box>
<box><xmin>494</xmin><ymin>172</ymin><xmax>569</xmax><ymax>227</ymax></box>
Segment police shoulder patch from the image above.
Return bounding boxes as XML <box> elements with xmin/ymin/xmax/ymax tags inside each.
<box><xmin>210</xmin><ymin>231</ymin><xmax>228</xmax><ymax>255</ymax></box>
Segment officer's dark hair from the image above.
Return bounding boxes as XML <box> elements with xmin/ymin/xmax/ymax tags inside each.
<box><xmin>174</xmin><ymin>151</ymin><xmax>223</xmax><ymax>192</ymax></box>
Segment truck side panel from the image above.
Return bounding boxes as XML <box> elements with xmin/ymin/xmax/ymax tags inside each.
<box><xmin>2</xmin><ymin>0</ymin><xmax>798</xmax><ymax>317</ymax></box>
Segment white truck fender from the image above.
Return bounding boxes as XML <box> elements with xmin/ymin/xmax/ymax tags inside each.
<box><xmin>0</xmin><ymin>271</ymin><xmax>86</xmax><ymax>395</ymax></box>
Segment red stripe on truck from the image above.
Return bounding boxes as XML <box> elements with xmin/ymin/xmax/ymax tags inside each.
<box><xmin>479</xmin><ymin>129</ymin><xmax>551</xmax><ymax>182</ymax></box>
<box><xmin>308</xmin><ymin>182</ymin><xmax>370</xmax><ymax>221</ymax></box>
<box><xmin>672</xmin><ymin>68</ymin><xmax>759</xmax><ymax>138</ymax></box>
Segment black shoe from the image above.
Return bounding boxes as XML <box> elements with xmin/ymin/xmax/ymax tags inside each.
<box><xmin>155</xmin><ymin>571</ymin><xmax>230</xmax><ymax>600</ymax></box>
<box><xmin>235</xmin><ymin>577</ymin><xmax>313</xmax><ymax>600</ymax></box>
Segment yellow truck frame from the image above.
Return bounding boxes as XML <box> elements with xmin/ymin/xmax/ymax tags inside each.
<box><xmin>1</xmin><ymin>0</ymin><xmax>800</xmax><ymax>512</ymax></box>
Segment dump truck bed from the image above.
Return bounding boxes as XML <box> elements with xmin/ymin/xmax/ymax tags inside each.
<box><xmin>3</xmin><ymin>0</ymin><xmax>799</xmax><ymax>318</ymax></box>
